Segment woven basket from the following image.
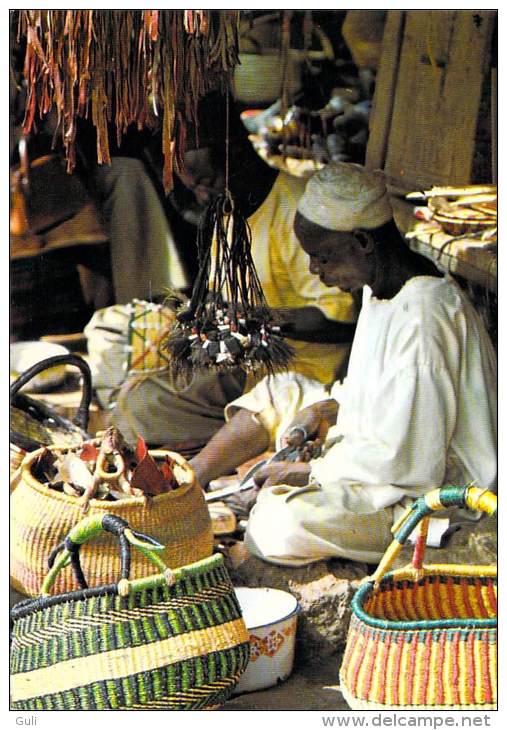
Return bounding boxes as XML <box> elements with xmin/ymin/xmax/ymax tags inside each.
<box><xmin>427</xmin><ymin>195</ymin><xmax>497</xmax><ymax>237</ymax></box>
<box><xmin>126</xmin><ymin>299</ymin><xmax>176</xmax><ymax>377</ymax></box>
<box><xmin>10</xmin><ymin>513</ymin><xmax>250</xmax><ymax>710</ymax></box>
<box><xmin>10</xmin><ymin>443</ymin><xmax>214</xmax><ymax>597</ymax></box>
<box><xmin>339</xmin><ymin>486</ymin><xmax>497</xmax><ymax>711</ymax></box>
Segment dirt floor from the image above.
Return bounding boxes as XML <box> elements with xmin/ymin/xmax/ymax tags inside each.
<box><xmin>223</xmin><ymin>652</ymin><xmax>349</xmax><ymax>711</ymax></box>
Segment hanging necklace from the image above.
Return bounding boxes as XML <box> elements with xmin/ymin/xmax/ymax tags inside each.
<box><xmin>165</xmin><ymin>89</ymin><xmax>293</xmax><ymax>378</ymax></box>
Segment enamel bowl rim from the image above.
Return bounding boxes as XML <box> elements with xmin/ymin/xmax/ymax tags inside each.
<box><xmin>234</xmin><ymin>586</ymin><xmax>299</xmax><ymax>631</ymax></box>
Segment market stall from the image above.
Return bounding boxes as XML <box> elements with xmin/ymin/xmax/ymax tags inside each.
<box><xmin>9</xmin><ymin>10</ymin><xmax>497</xmax><ymax>714</ymax></box>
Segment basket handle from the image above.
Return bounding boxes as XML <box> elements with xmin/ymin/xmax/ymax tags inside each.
<box><xmin>369</xmin><ymin>485</ymin><xmax>497</xmax><ymax>584</ymax></box>
<box><xmin>10</xmin><ymin>353</ymin><xmax>93</xmax><ymax>433</ymax></box>
<box><xmin>41</xmin><ymin>513</ymin><xmax>169</xmax><ymax>597</ymax></box>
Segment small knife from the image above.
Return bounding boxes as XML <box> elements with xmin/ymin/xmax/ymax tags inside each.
<box><xmin>204</xmin><ymin>443</ymin><xmax>298</xmax><ymax>503</ymax></box>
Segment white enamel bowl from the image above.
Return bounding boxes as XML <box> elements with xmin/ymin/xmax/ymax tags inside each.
<box><xmin>234</xmin><ymin>587</ymin><xmax>299</xmax><ymax>694</ymax></box>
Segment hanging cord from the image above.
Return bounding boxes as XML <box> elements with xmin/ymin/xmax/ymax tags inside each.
<box><xmin>222</xmin><ymin>86</ymin><xmax>235</xmax><ymax>217</ymax></box>
<box><xmin>165</xmin><ymin>192</ymin><xmax>294</xmax><ymax>377</ymax></box>
<box><xmin>220</xmin><ymin>87</ymin><xmax>235</xmax><ymax>310</ymax></box>
<box><xmin>165</xmin><ymin>86</ymin><xmax>293</xmax><ymax>376</ymax></box>
<box><xmin>224</xmin><ymin>88</ymin><xmax>230</xmax><ymax>199</ymax></box>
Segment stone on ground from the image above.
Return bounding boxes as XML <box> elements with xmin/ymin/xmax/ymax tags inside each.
<box><xmin>228</xmin><ymin>552</ymin><xmax>370</xmax><ymax>665</ymax></box>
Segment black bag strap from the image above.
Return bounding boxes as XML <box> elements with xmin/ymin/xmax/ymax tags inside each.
<box><xmin>10</xmin><ymin>353</ymin><xmax>93</xmax><ymax>433</ymax></box>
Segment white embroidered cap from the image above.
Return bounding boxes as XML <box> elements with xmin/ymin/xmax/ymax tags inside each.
<box><xmin>297</xmin><ymin>162</ymin><xmax>393</xmax><ymax>231</ymax></box>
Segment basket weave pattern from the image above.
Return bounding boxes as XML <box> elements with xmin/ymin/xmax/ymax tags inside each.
<box><xmin>11</xmin><ymin>525</ymin><xmax>250</xmax><ymax>710</ymax></box>
<box><xmin>10</xmin><ymin>446</ymin><xmax>214</xmax><ymax>597</ymax></box>
<box><xmin>341</xmin><ymin>578</ymin><xmax>497</xmax><ymax>709</ymax></box>
<box><xmin>127</xmin><ymin>300</ymin><xmax>175</xmax><ymax>376</ymax></box>
<box><xmin>339</xmin><ymin>486</ymin><xmax>497</xmax><ymax>711</ymax></box>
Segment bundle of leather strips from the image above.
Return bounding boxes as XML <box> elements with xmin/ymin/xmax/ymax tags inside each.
<box><xmin>165</xmin><ymin>193</ymin><xmax>294</xmax><ymax>376</ymax></box>
<box><xmin>10</xmin><ymin>513</ymin><xmax>250</xmax><ymax>710</ymax></box>
<box><xmin>15</xmin><ymin>10</ymin><xmax>240</xmax><ymax>191</ymax></box>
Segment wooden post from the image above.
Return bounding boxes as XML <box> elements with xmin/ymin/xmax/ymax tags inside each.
<box><xmin>367</xmin><ymin>10</ymin><xmax>495</xmax><ymax>190</ymax></box>
<box><xmin>366</xmin><ymin>11</ymin><xmax>405</xmax><ymax>172</ymax></box>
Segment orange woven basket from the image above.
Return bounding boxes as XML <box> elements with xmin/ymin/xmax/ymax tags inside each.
<box><xmin>339</xmin><ymin>486</ymin><xmax>497</xmax><ymax>711</ymax></box>
<box><xmin>10</xmin><ymin>442</ymin><xmax>214</xmax><ymax>597</ymax></box>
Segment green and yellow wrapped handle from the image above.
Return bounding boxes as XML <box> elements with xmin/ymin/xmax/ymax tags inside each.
<box><xmin>42</xmin><ymin>513</ymin><xmax>170</xmax><ymax>597</ymax></box>
<box><xmin>368</xmin><ymin>485</ymin><xmax>497</xmax><ymax>585</ymax></box>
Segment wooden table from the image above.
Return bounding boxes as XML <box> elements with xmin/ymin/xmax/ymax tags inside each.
<box><xmin>392</xmin><ymin>196</ymin><xmax>497</xmax><ymax>293</ymax></box>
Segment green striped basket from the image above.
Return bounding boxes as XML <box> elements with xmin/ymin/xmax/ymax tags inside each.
<box><xmin>10</xmin><ymin>514</ymin><xmax>250</xmax><ymax>710</ymax></box>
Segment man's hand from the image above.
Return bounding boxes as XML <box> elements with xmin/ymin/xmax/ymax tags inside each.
<box><xmin>269</xmin><ymin>307</ymin><xmax>356</xmax><ymax>344</ymax></box>
<box><xmin>281</xmin><ymin>399</ymin><xmax>339</xmax><ymax>449</ymax></box>
<box><xmin>253</xmin><ymin>461</ymin><xmax>311</xmax><ymax>489</ymax></box>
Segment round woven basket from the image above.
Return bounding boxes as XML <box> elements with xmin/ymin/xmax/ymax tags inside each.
<box><xmin>432</xmin><ymin>213</ymin><xmax>496</xmax><ymax>237</ymax></box>
<box><xmin>339</xmin><ymin>486</ymin><xmax>497</xmax><ymax>711</ymax></box>
<box><xmin>10</xmin><ymin>443</ymin><xmax>214</xmax><ymax>597</ymax></box>
<box><xmin>11</xmin><ymin>514</ymin><xmax>250</xmax><ymax>711</ymax></box>
<box><xmin>427</xmin><ymin>196</ymin><xmax>496</xmax><ymax>236</ymax></box>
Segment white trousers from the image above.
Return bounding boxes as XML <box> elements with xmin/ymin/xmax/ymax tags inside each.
<box><xmin>227</xmin><ymin>372</ymin><xmax>402</xmax><ymax>566</ymax></box>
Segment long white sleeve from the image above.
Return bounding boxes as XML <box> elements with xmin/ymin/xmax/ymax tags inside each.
<box><xmin>311</xmin><ymin>360</ymin><xmax>455</xmax><ymax>493</ymax></box>
<box><xmin>310</xmin><ymin>277</ymin><xmax>497</xmax><ymax>502</ymax></box>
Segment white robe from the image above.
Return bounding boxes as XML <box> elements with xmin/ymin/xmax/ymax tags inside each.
<box><xmin>244</xmin><ymin>276</ymin><xmax>497</xmax><ymax>565</ymax></box>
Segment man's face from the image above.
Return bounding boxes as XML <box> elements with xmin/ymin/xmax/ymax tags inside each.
<box><xmin>178</xmin><ymin>147</ymin><xmax>225</xmax><ymax>208</ymax></box>
<box><xmin>296</xmin><ymin>219</ymin><xmax>372</xmax><ymax>293</ymax></box>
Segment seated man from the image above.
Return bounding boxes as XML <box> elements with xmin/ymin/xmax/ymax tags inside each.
<box><xmin>191</xmin><ymin>162</ymin><xmax>497</xmax><ymax>566</ymax></box>
<box><xmin>106</xmin><ymin>93</ymin><xmax>357</xmax><ymax>450</ymax></box>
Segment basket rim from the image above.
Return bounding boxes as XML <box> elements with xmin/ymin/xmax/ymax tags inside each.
<box><xmin>352</xmin><ymin>575</ymin><xmax>497</xmax><ymax>631</ymax></box>
<box><xmin>433</xmin><ymin>212</ymin><xmax>496</xmax><ymax>225</ymax></box>
<box><xmin>18</xmin><ymin>443</ymin><xmax>197</xmax><ymax>508</ymax></box>
<box><xmin>17</xmin><ymin>475</ymin><xmax>194</xmax><ymax>509</ymax></box>
<box><xmin>11</xmin><ymin>552</ymin><xmax>225</xmax><ymax>620</ymax></box>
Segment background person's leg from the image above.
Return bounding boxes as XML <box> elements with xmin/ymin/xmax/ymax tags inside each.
<box><xmin>90</xmin><ymin>157</ymin><xmax>188</xmax><ymax>303</ymax></box>
<box><xmin>111</xmin><ymin>369</ymin><xmax>247</xmax><ymax>454</ymax></box>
